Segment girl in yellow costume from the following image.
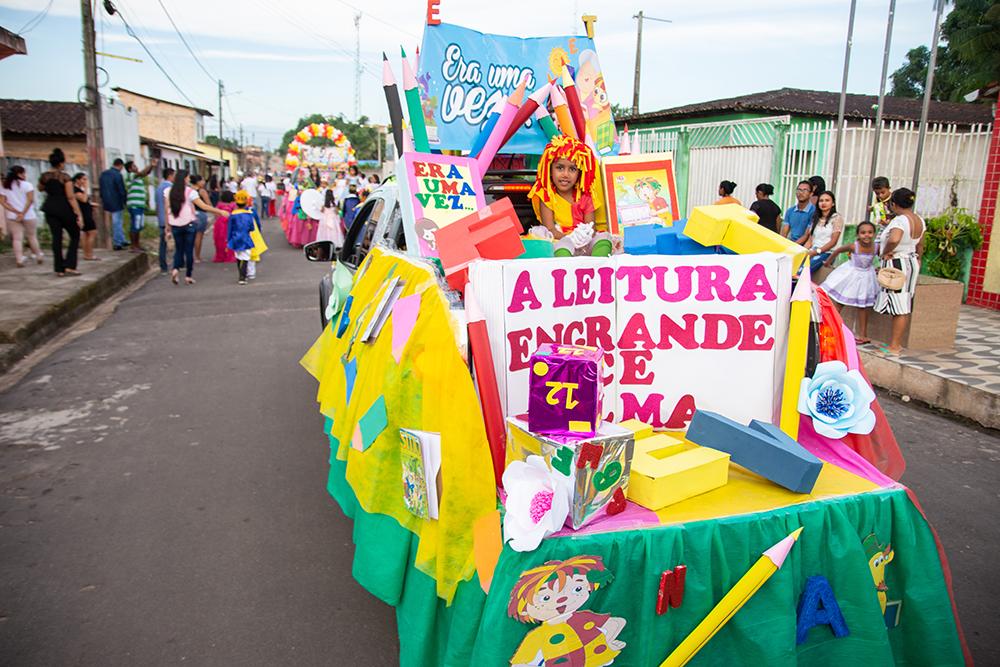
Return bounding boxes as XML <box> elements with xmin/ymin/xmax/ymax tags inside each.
<box><xmin>528</xmin><ymin>135</ymin><xmax>612</xmax><ymax>258</ymax></box>
<box><xmin>507</xmin><ymin>555</ymin><xmax>626</xmax><ymax>667</ymax></box>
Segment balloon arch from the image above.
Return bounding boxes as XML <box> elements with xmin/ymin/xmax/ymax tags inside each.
<box><xmin>284</xmin><ymin>123</ymin><xmax>357</xmax><ymax>171</ymax></box>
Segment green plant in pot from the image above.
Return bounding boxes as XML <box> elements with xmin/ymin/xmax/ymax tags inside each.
<box><xmin>920</xmin><ymin>207</ymin><xmax>983</xmax><ymax>281</ymax></box>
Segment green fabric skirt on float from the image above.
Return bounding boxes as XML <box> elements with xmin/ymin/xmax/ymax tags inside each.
<box><xmin>323</xmin><ymin>420</ymin><xmax>964</xmax><ymax>667</ymax></box>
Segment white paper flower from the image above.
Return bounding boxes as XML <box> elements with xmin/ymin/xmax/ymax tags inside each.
<box><xmin>502</xmin><ymin>456</ymin><xmax>571</xmax><ymax>552</ymax></box>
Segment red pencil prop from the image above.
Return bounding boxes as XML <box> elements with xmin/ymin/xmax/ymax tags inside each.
<box><xmin>561</xmin><ymin>64</ymin><xmax>587</xmax><ymax>141</ymax></box>
<box><xmin>466</xmin><ymin>286</ymin><xmax>507</xmax><ymax>489</ymax></box>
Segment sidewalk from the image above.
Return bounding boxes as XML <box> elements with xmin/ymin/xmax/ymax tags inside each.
<box><xmin>0</xmin><ymin>248</ymin><xmax>150</xmax><ymax>373</ymax></box>
<box><xmin>860</xmin><ymin>305</ymin><xmax>1000</xmax><ymax>429</ymax></box>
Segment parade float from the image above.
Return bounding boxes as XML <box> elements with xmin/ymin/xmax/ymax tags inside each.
<box><xmin>280</xmin><ymin>123</ymin><xmax>358</xmax><ymax>247</ymax></box>
<box><xmin>301</xmin><ymin>8</ymin><xmax>968</xmax><ymax>666</ymax></box>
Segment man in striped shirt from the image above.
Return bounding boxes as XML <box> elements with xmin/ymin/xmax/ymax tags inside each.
<box><xmin>125</xmin><ymin>159</ymin><xmax>157</xmax><ymax>252</ymax></box>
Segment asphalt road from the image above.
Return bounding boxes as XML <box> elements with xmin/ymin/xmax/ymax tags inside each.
<box><xmin>0</xmin><ymin>223</ymin><xmax>398</xmax><ymax>665</ymax></box>
<box><xmin>0</xmin><ymin>223</ymin><xmax>997</xmax><ymax>665</ymax></box>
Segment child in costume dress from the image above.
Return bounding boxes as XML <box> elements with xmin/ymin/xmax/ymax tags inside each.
<box><xmin>227</xmin><ymin>190</ymin><xmax>259</xmax><ymax>285</ymax></box>
<box><xmin>212</xmin><ymin>191</ymin><xmax>237</xmax><ymax>263</ymax></box>
<box><xmin>821</xmin><ymin>220</ymin><xmax>879</xmax><ymax>343</ymax></box>
<box><xmin>528</xmin><ymin>135</ymin><xmax>612</xmax><ymax>257</ymax></box>
<box><xmin>317</xmin><ymin>187</ymin><xmax>345</xmax><ymax>246</ymax></box>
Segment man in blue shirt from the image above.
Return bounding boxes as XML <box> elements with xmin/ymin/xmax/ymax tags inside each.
<box><xmin>782</xmin><ymin>180</ymin><xmax>815</xmax><ymax>245</ymax></box>
<box><xmin>99</xmin><ymin>158</ymin><xmax>128</xmax><ymax>249</ymax></box>
<box><xmin>155</xmin><ymin>168</ymin><xmax>175</xmax><ymax>274</ymax></box>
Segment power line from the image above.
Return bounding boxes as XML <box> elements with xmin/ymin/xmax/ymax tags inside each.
<box><xmin>247</xmin><ymin>0</ymin><xmax>380</xmax><ymax>79</ymax></box>
<box><xmin>331</xmin><ymin>0</ymin><xmax>420</xmax><ymax>39</ymax></box>
<box><xmin>154</xmin><ymin>0</ymin><xmax>217</xmax><ymax>85</ymax></box>
<box><xmin>16</xmin><ymin>0</ymin><xmax>54</xmax><ymax>35</ymax></box>
<box><xmin>105</xmin><ymin>0</ymin><xmax>201</xmax><ymax>109</ymax></box>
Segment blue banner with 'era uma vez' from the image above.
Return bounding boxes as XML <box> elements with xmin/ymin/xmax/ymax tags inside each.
<box><xmin>417</xmin><ymin>22</ymin><xmax>619</xmax><ymax>156</ymax></box>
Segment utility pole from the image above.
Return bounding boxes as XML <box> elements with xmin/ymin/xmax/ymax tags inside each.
<box><xmin>867</xmin><ymin>0</ymin><xmax>896</xmax><ymax>220</ymax></box>
<box><xmin>913</xmin><ymin>0</ymin><xmax>946</xmax><ymax>194</ymax></box>
<box><xmin>631</xmin><ymin>12</ymin><xmax>672</xmax><ymax>116</ymax></box>
<box><xmin>239</xmin><ymin>123</ymin><xmax>244</xmax><ymax>173</ymax></box>
<box><xmin>830</xmin><ymin>0</ymin><xmax>858</xmax><ymax>193</ymax></box>
<box><xmin>354</xmin><ymin>13</ymin><xmax>362</xmax><ymax>120</ymax></box>
<box><xmin>218</xmin><ymin>80</ymin><xmax>224</xmax><ymax>178</ymax></box>
<box><xmin>81</xmin><ymin>0</ymin><xmax>108</xmax><ymax>248</ymax></box>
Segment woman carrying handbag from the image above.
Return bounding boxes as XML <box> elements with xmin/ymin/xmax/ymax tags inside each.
<box><xmin>873</xmin><ymin>188</ymin><xmax>924</xmax><ymax>355</ymax></box>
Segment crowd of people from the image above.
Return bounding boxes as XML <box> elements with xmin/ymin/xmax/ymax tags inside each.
<box><xmin>0</xmin><ymin>149</ymin><xmax>275</xmax><ymax>288</ymax></box>
<box><xmin>714</xmin><ymin>176</ymin><xmax>924</xmax><ymax>355</ymax></box>
<box><xmin>278</xmin><ymin>164</ymin><xmax>380</xmax><ymax>249</ymax></box>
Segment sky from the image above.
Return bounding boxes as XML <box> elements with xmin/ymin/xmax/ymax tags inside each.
<box><xmin>0</xmin><ymin>0</ymin><xmax>948</xmax><ymax>152</ymax></box>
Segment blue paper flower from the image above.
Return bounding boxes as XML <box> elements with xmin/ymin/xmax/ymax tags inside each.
<box><xmin>798</xmin><ymin>360</ymin><xmax>876</xmax><ymax>439</ymax></box>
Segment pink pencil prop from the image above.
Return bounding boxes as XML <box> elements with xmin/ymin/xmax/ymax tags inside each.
<box><xmin>498</xmin><ymin>82</ymin><xmax>551</xmax><ymax>149</ymax></box>
<box><xmin>476</xmin><ymin>77</ymin><xmax>528</xmax><ymax>172</ymax></box>
<box><xmin>619</xmin><ymin>124</ymin><xmax>632</xmax><ymax>155</ymax></box>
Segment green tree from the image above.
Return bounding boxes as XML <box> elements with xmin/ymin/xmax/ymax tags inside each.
<box><xmin>279</xmin><ymin>113</ymin><xmax>384</xmax><ymax>162</ymax></box>
<box><xmin>203</xmin><ymin>135</ymin><xmax>240</xmax><ymax>151</ymax></box>
<box><xmin>890</xmin><ymin>0</ymin><xmax>1000</xmax><ymax>101</ymax></box>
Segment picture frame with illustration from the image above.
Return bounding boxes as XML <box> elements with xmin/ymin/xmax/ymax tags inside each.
<box><xmin>601</xmin><ymin>152</ymin><xmax>680</xmax><ymax>234</ymax></box>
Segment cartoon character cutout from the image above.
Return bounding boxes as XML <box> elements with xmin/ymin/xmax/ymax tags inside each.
<box><xmin>414</xmin><ymin>217</ymin><xmax>440</xmax><ymax>257</ymax></box>
<box><xmin>508</xmin><ymin>555</ymin><xmax>626</xmax><ymax>667</ymax></box>
<box><xmin>575</xmin><ymin>50</ymin><xmax>615</xmax><ymax>153</ymax></box>
<box><xmin>632</xmin><ymin>177</ymin><xmax>673</xmax><ymax>224</ymax></box>
<box><xmin>863</xmin><ymin>533</ymin><xmax>895</xmax><ymax>614</ymax></box>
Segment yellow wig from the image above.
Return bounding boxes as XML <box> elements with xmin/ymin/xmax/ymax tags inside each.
<box><xmin>528</xmin><ymin>135</ymin><xmax>598</xmax><ymax>207</ymax></box>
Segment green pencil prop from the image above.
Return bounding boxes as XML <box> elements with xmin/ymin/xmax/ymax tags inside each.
<box><xmin>401</xmin><ymin>47</ymin><xmax>430</xmax><ymax>153</ymax></box>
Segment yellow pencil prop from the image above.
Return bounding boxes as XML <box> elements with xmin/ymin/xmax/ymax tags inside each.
<box><xmin>660</xmin><ymin>527</ymin><xmax>803</xmax><ymax>667</ymax></box>
<box><xmin>779</xmin><ymin>266</ymin><xmax>812</xmax><ymax>439</ymax></box>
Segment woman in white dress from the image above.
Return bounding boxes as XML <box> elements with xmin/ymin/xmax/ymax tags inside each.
<box><xmin>873</xmin><ymin>188</ymin><xmax>924</xmax><ymax>354</ymax></box>
<box><xmin>805</xmin><ymin>190</ymin><xmax>844</xmax><ymax>273</ymax></box>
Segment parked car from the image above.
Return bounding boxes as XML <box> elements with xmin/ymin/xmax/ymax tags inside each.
<box><xmin>305</xmin><ymin>169</ymin><xmax>537</xmax><ymax>328</ymax></box>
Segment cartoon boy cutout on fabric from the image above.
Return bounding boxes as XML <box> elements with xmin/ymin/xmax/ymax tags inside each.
<box><xmin>864</xmin><ymin>533</ymin><xmax>895</xmax><ymax>615</ymax></box>
<box><xmin>508</xmin><ymin>555</ymin><xmax>626</xmax><ymax>667</ymax></box>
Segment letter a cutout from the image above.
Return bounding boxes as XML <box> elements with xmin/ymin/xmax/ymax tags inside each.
<box><xmin>796</xmin><ymin>575</ymin><xmax>850</xmax><ymax>645</ymax></box>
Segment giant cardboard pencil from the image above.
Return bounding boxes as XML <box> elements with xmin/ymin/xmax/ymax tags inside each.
<box><xmin>466</xmin><ymin>285</ymin><xmax>507</xmax><ymax>488</ymax></box>
<box><xmin>499</xmin><ymin>82</ymin><xmax>551</xmax><ymax>148</ymax></box>
<box><xmin>550</xmin><ymin>84</ymin><xmax>578</xmax><ymax>139</ymax></box>
<box><xmin>470</xmin><ymin>96</ymin><xmax>505</xmax><ymax>159</ymax></box>
<box><xmin>476</xmin><ymin>77</ymin><xmax>528</xmax><ymax>172</ymax></box>
<box><xmin>401</xmin><ymin>47</ymin><xmax>430</xmax><ymax>153</ymax></box>
<box><xmin>618</xmin><ymin>123</ymin><xmax>632</xmax><ymax>156</ymax></box>
<box><xmin>533</xmin><ymin>106</ymin><xmax>560</xmax><ymax>140</ymax></box>
<box><xmin>780</xmin><ymin>266</ymin><xmax>813</xmax><ymax>439</ymax></box>
<box><xmin>381</xmin><ymin>52</ymin><xmax>404</xmax><ymax>155</ymax></box>
<box><xmin>561</xmin><ymin>64</ymin><xmax>587</xmax><ymax>140</ymax></box>
<box><xmin>660</xmin><ymin>528</ymin><xmax>804</xmax><ymax>667</ymax></box>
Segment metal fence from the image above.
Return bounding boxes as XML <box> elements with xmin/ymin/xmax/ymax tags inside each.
<box><xmin>630</xmin><ymin>117</ymin><xmax>992</xmax><ymax>222</ymax></box>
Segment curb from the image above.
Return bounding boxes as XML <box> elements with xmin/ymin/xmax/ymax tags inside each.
<box><xmin>860</xmin><ymin>349</ymin><xmax>1000</xmax><ymax>430</ymax></box>
<box><xmin>0</xmin><ymin>253</ymin><xmax>150</xmax><ymax>374</ymax></box>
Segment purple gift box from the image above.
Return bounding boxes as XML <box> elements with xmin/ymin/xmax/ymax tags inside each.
<box><xmin>527</xmin><ymin>343</ymin><xmax>604</xmax><ymax>436</ymax></box>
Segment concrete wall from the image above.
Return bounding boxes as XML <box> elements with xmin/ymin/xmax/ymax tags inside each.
<box><xmin>115</xmin><ymin>90</ymin><xmax>199</xmax><ymax>150</ymax></box>
<box><xmin>101</xmin><ymin>97</ymin><xmax>141</xmax><ymax>167</ymax></box>
<box><xmin>1</xmin><ymin>138</ymin><xmax>87</xmax><ymax>164</ymax></box>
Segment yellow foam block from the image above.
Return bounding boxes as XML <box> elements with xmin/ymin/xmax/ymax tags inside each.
<box><xmin>627</xmin><ymin>435</ymin><xmax>731</xmax><ymax>510</ymax></box>
<box><xmin>683</xmin><ymin>204</ymin><xmax>754</xmax><ymax>246</ymax></box>
<box><xmin>618</xmin><ymin>419</ymin><xmax>655</xmax><ymax>441</ymax></box>
<box><xmin>721</xmin><ymin>217</ymin><xmax>808</xmax><ymax>272</ymax></box>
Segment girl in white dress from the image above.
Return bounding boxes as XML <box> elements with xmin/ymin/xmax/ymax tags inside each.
<box><xmin>822</xmin><ymin>221</ymin><xmax>879</xmax><ymax>343</ymax></box>
<box><xmin>873</xmin><ymin>188</ymin><xmax>924</xmax><ymax>355</ymax></box>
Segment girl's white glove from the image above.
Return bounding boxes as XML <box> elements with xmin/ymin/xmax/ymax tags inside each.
<box><xmin>568</xmin><ymin>222</ymin><xmax>594</xmax><ymax>249</ymax></box>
